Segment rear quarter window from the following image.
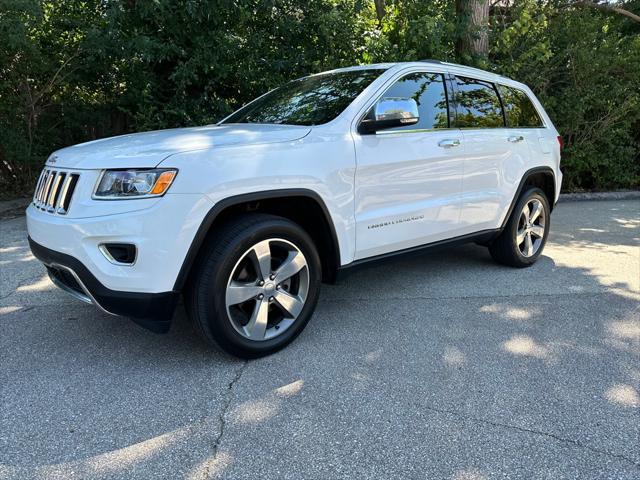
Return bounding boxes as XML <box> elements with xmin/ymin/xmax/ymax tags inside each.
<box><xmin>454</xmin><ymin>76</ymin><xmax>504</xmax><ymax>128</ymax></box>
<box><xmin>497</xmin><ymin>85</ymin><xmax>544</xmax><ymax>128</ymax></box>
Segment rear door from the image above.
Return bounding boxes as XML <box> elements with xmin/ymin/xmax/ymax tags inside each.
<box><xmin>497</xmin><ymin>83</ymin><xmax>550</xmax><ymax>197</ymax></box>
<box><xmin>453</xmin><ymin>76</ymin><xmax>532</xmax><ymax>231</ymax></box>
<box><xmin>352</xmin><ymin>70</ymin><xmax>465</xmax><ymax>260</ymax></box>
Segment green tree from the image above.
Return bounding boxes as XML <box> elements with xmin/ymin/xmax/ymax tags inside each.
<box><xmin>1</xmin><ymin>0</ymin><xmax>638</xmax><ymax>197</ymax></box>
<box><xmin>491</xmin><ymin>0</ymin><xmax>640</xmax><ymax>190</ymax></box>
<box><xmin>0</xmin><ymin>0</ymin><xmax>106</xmax><ymax>192</ymax></box>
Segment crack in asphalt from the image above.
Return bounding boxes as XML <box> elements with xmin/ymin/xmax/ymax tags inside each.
<box><xmin>0</xmin><ymin>273</ymin><xmax>48</xmax><ymax>302</ymax></box>
<box><xmin>204</xmin><ymin>359</ymin><xmax>248</xmax><ymax>476</ymax></box>
<box><xmin>422</xmin><ymin>404</ymin><xmax>640</xmax><ymax>469</ymax></box>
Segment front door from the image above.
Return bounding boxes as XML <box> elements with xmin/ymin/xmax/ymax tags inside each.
<box><xmin>353</xmin><ymin>71</ymin><xmax>466</xmax><ymax>260</ymax></box>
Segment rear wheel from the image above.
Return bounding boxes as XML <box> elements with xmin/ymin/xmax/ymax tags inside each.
<box><xmin>489</xmin><ymin>187</ymin><xmax>550</xmax><ymax>267</ymax></box>
<box><xmin>185</xmin><ymin>214</ymin><xmax>321</xmax><ymax>358</ymax></box>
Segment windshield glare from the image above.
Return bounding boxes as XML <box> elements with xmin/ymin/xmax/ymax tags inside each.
<box><xmin>221</xmin><ymin>69</ymin><xmax>385</xmax><ymax>126</ymax></box>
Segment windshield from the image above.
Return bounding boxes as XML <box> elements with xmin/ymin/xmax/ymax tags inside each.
<box><xmin>221</xmin><ymin>69</ymin><xmax>385</xmax><ymax>126</ymax></box>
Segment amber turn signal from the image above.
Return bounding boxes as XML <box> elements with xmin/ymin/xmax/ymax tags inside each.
<box><xmin>150</xmin><ymin>171</ymin><xmax>177</xmax><ymax>195</ymax></box>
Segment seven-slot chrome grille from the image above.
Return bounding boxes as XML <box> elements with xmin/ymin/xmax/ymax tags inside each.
<box><xmin>33</xmin><ymin>169</ymin><xmax>80</xmax><ymax>215</ymax></box>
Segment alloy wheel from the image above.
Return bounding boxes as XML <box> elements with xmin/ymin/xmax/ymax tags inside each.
<box><xmin>225</xmin><ymin>238</ymin><xmax>309</xmax><ymax>341</ymax></box>
<box><xmin>516</xmin><ymin>198</ymin><xmax>546</xmax><ymax>258</ymax></box>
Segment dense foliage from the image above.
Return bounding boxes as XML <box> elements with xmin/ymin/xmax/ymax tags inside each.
<box><xmin>1</xmin><ymin>0</ymin><xmax>638</xmax><ymax>197</ymax></box>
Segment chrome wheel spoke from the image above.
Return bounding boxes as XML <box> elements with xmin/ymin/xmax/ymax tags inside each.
<box><xmin>273</xmin><ymin>251</ymin><xmax>306</xmax><ymax>284</ymax></box>
<box><xmin>226</xmin><ymin>282</ymin><xmax>261</xmax><ymax>306</ymax></box>
<box><xmin>273</xmin><ymin>290</ymin><xmax>304</xmax><ymax>318</ymax></box>
<box><xmin>522</xmin><ymin>203</ymin><xmax>530</xmax><ymax>224</ymax></box>
<box><xmin>530</xmin><ymin>200</ymin><xmax>543</xmax><ymax>223</ymax></box>
<box><xmin>530</xmin><ymin>225</ymin><xmax>545</xmax><ymax>238</ymax></box>
<box><xmin>244</xmin><ymin>299</ymin><xmax>269</xmax><ymax>340</ymax></box>
<box><xmin>524</xmin><ymin>232</ymin><xmax>534</xmax><ymax>257</ymax></box>
<box><xmin>250</xmin><ymin>240</ymin><xmax>272</xmax><ymax>281</ymax></box>
<box><xmin>516</xmin><ymin>228</ymin><xmax>527</xmax><ymax>245</ymax></box>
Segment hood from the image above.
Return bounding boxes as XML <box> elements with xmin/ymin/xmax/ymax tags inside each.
<box><xmin>46</xmin><ymin>124</ymin><xmax>311</xmax><ymax>170</ymax></box>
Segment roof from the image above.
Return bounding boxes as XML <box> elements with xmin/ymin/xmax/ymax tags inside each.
<box><xmin>324</xmin><ymin>60</ymin><xmax>515</xmax><ymax>86</ymax></box>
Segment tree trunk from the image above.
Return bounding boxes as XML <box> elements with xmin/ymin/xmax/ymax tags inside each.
<box><xmin>374</xmin><ymin>0</ymin><xmax>386</xmax><ymax>25</ymax></box>
<box><xmin>455</xmin><ymin>0</ymin><xmax>490</xmax><ymax>65</ymax></box>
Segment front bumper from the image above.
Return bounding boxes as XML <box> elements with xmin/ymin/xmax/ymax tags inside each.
<box><xmin>29</xmin><ymin>237</ymin><xmax>179</xmax><ymax>332</ymax></box>
<box><xmin>26</xmin><ymin>193</ymin><xmax>214</xmax><ymax>293</ymax></box>
<box><xmin>26</xmin><ymin>190</ymin><xmax>215</xmax><ymax>332</ymax></box>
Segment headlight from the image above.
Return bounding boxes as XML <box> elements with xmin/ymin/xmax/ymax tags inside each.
<box><xmin>94</xmin><ymin>169</ymin><xmax>177</xmax><ymax>199</ymax></box>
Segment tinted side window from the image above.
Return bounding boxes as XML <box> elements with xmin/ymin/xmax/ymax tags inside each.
<box><xmin>454</xmin><ymin>76</ymin><xmax>504</xmax><ymax>128</ymax></box>
<box><xmin>498</xmin><ymin>85</ymin><xmax>544</xmax><ymax>128</ymax></box>
<box><xmin>376</xmin><ymin>72</ymin><xmax>449</xmax><ymax>131</ymax></box>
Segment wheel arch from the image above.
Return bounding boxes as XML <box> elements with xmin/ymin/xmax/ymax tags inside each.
<box><xmin>173</xmin><ymin>189</ymin><xmax>342</xmax><ymax>290</ymax></box>
<box><xmin>500</xmin><ymin>167</ymin><xmax>556</xmax><ymax>231</ymax></box>
<box><xmin>523</xmin><ymin>168</ymin><xmax>556</xmax><ymax>209</ymax></box>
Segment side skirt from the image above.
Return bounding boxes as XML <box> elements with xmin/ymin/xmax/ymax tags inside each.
<box><xmin>335</xmin><ymin>229</ymin><xmax>500</xmax><ymax>281</ymax></box>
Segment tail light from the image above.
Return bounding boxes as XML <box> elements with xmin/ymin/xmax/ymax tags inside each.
<box><xmin>557</xmin><ymin>135</ymin><xmax>564</xmax><ymax>151</ymax></box>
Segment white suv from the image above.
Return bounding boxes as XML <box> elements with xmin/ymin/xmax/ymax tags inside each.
<box><xmin>27</xmin><ymin>61</ymin><xmax>562</xmax><ymax>358</ymax></box>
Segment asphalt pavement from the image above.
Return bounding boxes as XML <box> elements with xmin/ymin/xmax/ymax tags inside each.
<box><xmin>1</xmin><ymin>199</ymin><xmax>639</xmax><ymax>479</ymax></box>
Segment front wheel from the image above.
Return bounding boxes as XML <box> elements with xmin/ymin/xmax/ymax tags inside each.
<box><xmin>185</xmin><ymin>214</ymin><xmax>322</xmax><ymax>358</ymax></box>
<box><xmin>489</xmin><ymin>187</ymin><xmax>551</xmax><ymax>268</ymax></box>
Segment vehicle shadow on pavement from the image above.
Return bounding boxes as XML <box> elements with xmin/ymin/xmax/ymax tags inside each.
<box><xmin>1</xmin><ymin>202</ymin><xmax>639</xmax><ymax>479</ymax></box>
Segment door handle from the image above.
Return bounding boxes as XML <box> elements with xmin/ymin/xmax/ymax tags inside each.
<box><xmin>508</xmin><ymin>135</ymin><xmax>524</xmax><ymax>143</ymax></box>
<box><xmin>438</xmin><ymin>139</ymin><xmax>461</xmax><ymax>148</ymax></box>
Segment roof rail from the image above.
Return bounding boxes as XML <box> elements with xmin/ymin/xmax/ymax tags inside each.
<box><xmin>418</xmin><ymin>59</ymin><xmax>504</xmax><ymax>77</ymax></box>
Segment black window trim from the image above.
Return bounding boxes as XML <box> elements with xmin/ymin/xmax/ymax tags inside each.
<box><xmin>495</xmin><ymin>83</ymin><xmax>547</xmax><ymax>129</ymax></box>
<box><xmin>495</xmin><ymin>82</ymin><xmax>508</xmax><ymax>128</ymax></box>
<box><xmin>444</xmin><ymin>73</ymin><xmax>458</xmax><ymax>128</ymax></box>
<box><xmin>355</xmin><ymin>69</ymin><xmax>455</xmax><ymax>135</ymax></box>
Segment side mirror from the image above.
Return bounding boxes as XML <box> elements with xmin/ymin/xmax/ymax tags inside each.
<box><xmin>359</xmin><ymin>97</ymin><xmax>419</xmax><ymax>134</ymax></box>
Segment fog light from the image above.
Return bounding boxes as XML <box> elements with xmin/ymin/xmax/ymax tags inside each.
<box><xmin>99</xmin><ymin>243</ymin><xmax>137</xmax><ymax>265</ymax></box>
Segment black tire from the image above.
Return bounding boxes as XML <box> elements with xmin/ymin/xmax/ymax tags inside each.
<box><xmin>489</xmin><ymin>187</ymin><xmax>550</xmax><ymax>268</ymax></box>
<box><xmin>185</xmin><ymin>213</ymin><xmax>322</xmax><ymax>358</ymax></box>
